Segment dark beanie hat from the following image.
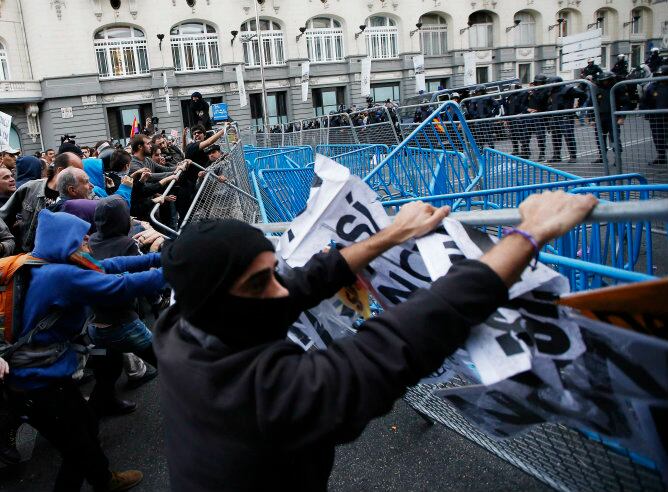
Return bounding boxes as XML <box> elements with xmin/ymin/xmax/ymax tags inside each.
<box><xmin>162</xmin><ymin>219</ymin><xmax>274</xmax><ymax>320</ymax></box>
<box><xmin>58</xmin><ymin>142</ymin><xmax>84</xmax><ymax>158</ymax></box>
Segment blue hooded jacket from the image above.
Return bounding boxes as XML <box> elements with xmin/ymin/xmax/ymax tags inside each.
<box><xmin>83</xmin><ymin>157</ymin><xmax>132</xmax><ymax>207</ymax></box>
<box><xmin>9</xmin><ymin>209</ymin><xmax>165</xmax><ymax>390</ymax></box>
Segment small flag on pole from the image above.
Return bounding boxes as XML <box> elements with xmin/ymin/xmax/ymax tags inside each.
<box><xmin>130</xmin><ymin>116</ymin><xmax>140</xmax><ymax>137</ymax></box>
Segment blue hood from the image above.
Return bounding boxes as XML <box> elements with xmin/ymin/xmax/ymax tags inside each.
<box><xmin>83</xmin><ymin>157</ymin><xmax>105</xmax><ymax>190</ymax></box>
<box><xmin>16</xmin><ymin>156</ymin><xmax>43</xmax><ymax>188</ymax></box>
<box><xmin>32</xmin><ymin>209</ymin><xmax>90</xmax><ymax>262</ymax></box>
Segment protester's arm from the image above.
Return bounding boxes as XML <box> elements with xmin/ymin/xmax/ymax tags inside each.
<box><xmin>198</xmin><ymin>128</ymin><xmax>225</xmax><ymax>150</ymax></box>
<box><xmin>281</xmin><ymin>202</ymin><xmax>448</xmax><ymax>309</ymax></box>
<box><xmin>254</xmin><ymin>192</ymin><xmax>598</xmax><ymax>449</ymax></box>
<box><xmin>0</xmin><ymin>218</ymin><xmax>14</xmax><ymax>258</ymax></box>
<box><xmin>63</xmin><ymin>267</ymin><xmax>166</xmax><ymax>306</ymax></box>
<box><xmin>101</xmin><ymin>252</ymin><xmax>161</xmax><ymax>273</ymax></box>
<box><xmin>113</xmin><ymin>178</ymin><xmax>133</xmax><ymax>207</ymax></box>
<box><xmin>0</xmin><ymin>356</ymin><xmax>8</xmax><ymax>380</ymax></box>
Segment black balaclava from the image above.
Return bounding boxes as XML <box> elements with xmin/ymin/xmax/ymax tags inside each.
<box><xmin>163</xmin><ymin>219</ymin><xmax>302</xmax><ymax>348</ymax></box>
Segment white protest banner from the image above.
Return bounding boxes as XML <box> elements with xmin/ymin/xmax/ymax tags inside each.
<box><xmin>559</xmin><ymin>28</ymin><xmax>602</xmax><ymax>72</ymax></box>
<box><xmin>463</xmin><ymin>51</ymin><xmax>476</xmax><ymax>86</ymax></box>
<box><xmin>360</xmin><ymin>57</ymin><xmax>371</xmax><ymax>98</ymax></box>
<box><xmin>413</xmin><ymin>54</ymin><xmax>426</xmax><ymax>94</ymax></box>
<box><xmin>0</xmin><ymin>111</ymin><xmax>11</xmax><ymax>149</ymax></box>
<box><xmin>163</xmin><ymin>71</ymin><xmax>171</xmax><ymax>115</ymax></box>
<box><xmin>236</xmin><ymin>65</ymin><xmax>248</xmax><ymax>108</ymax></box>
<box><xmin>301</xmin><ymin>61</ymin><xmax>310</xmax><ymax>103</ymax></box>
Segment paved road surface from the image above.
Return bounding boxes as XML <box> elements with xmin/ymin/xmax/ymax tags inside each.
<box><xmin>0</xmin><ymin>376</ymin><xmax>549</xmax><ymax>491</ymax></box>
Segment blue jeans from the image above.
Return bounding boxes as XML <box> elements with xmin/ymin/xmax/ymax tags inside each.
<box><xmin>88</xmin><ymin>319</ymin><xmax>153</xmax><ymax>353</ymax></box>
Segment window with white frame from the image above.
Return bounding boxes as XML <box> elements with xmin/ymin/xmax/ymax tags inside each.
<box><xmin>94</xmin><ymin>26</ymin><xmax>149</xmax><ymax>78</ymax></box>
<box><xmin>371</xmin><ymin>82</ymin><xmax>400</xmax><ymax>103</ymax></box>
<box><xmin>630</xmin><ymin>8</ymin><xmax>650</xmax><ymax>36</ymax></box>
<box><xmin>419</xmin><ymin>13</ymin><xmax>448</xmax><ymax>56</ymax></box>
<box><xmin>365</xmin><ymin>16</ymin><xmax>399</xmax><ymax>60</ymax></box>
<box><xmin>0</xmin><ymin>42</ymin><xmax>8</xmax><ymax>80</ymax></box>
<box><xmin>306</xmin><ymin>17</ymin><xmax>344</xmax><ymax>63</ymax></box>
<box><xmin>241</xmin><ymin>19</ymin><xmax>285</xmax><ymax>67</ymax></box>
<box><xmin>170</xmin><ymin>22</ymin><xmax>220</xmax><ymax>72</ymax></box>
<box><xmin>468</xmin><ymin>12</ymin><xmax>493</xmax><ymax>49</ymax></box>
<box><xmin>514</xmin><ymin>12</ymin><xmax>535</xmax><ymax>45</ymax></box>
<box><xmin>558</xmin><ymin>10</ymin><xmax>571</xmax><ymax>37</ymax></box>
<box><xmin>595</xmin><ymin>9</ymin><xmax>609</xmax><ymax>36</ymax></box>
<box><xmin>517</xmin><ymin>63</ymin><xmax>531</xmax><ymax>84</ymax></box>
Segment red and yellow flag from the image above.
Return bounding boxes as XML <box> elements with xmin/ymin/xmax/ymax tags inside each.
<box><xmin>130</xmin><ymin>116</ymin><xmax>140</xmax><ymax>137</ymax></box>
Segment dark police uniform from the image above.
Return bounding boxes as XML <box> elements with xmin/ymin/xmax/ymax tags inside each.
<box><xmin>503</xmin><ymin>90</ymin><xmax>529</xmax><ymax>158</ymax></box>
<box><xmin>594</xmin><ymin>75</ymin><xmax>634</xmax><ymax>163</ymax></box>
<box><xmin>640</xmin><ymin>79</ymin><xmax>668</xmax><ymax>165</ymax></box>
<box><xmin>526</xmin><ymin>85</ymin><xmax>551</xmax><ymax>160</ymax></box>
<box><xmin>547</xmin><ymin>84</ymin><xmax>587</xmax><ymax>162</ymax></box>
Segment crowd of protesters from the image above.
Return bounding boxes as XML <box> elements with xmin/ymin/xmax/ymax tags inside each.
<box><xmin>0</xmin><ymin>109</ymin><xmax>237</xmax><ymax>490</ymax></box>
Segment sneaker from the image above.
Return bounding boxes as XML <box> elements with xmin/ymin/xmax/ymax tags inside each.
<box><xmin>0</xmin><ymin>425</ymin><xmax>20</xmax><ymax>466</ymax></box>
<box><xmin>95</xmin><ymin>470</ymin><xmax>143</xmax><ymax>492</ymax></box>
<box><xmin>125</xmin><ymin>364</ymin><xmax>158</xmax><ymax>390</ymax></box>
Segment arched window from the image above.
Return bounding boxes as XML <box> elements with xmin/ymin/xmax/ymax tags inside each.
<box><xmin>94</xmin><ymin>26</ymin><xmax>149</xmax><ymax>78</ymax></box>
<box><xmin>419</xmin><ymin>13</ymin><xmax>448</xmax><ymax>56</ymax></box>
<box><xmin>306</xmin><ymin>17</ymin><xmax>344</xmax><ymax>63</ymax></box>
<box><xmin>365</xmin><ymin>16</ymin><xmax>398</xmax><ymax>60</ymax></box>
<box><xmin>469</xmin><ymin>12</ymin><xmax>493</xmax><ymax>49</ymax></box>
<box><xmin>240</xmin><ymin>19</ymin><xmax>285</xmax><ymax>67</ymax></box>
<box><xmin>630</xmin><ymin>8</ymin><xmax>652</xmax><ymax>37</ymax></box>
<box><xmin>0</xmin><ymin>42</ymin><xmax>8</xmax><ymax>80</ymax></box>
<box><xmin>557</xmin><ymin>9</ymin><xmax>577</xmax><ymax>37</ymax></box>
<box><xmin>170</xmin><ymin>22</ymin><xmax>220</xmax><ymax>72</ymax></box>
<box><xmin>515</xmin><ymin>12</ymin><xmax>535</xmax><ymax>45</ymax></box>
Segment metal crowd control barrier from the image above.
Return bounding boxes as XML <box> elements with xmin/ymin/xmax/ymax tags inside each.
<box><xmin>252</xmin><ymin>147</ymin><xmax>314</xmax><ymax>172</ymax></box>
<box><xmin>611</xmin><ymin>76</ymin><xmax>668</xmax><ymax>186</ymax></box>
<box><xmin>403</xmin><ymin>77</ymin><xmax>521</xmax><ymax>106</ymax></box>
<box><xmin>457</xmin><ymin>80</ymin><xmax>610</xmax><ymax>177</ymax></box>
<box><xmin>253</xmin><ymin>200</ymin><xmax>668</xmax><ymax>492</ymax></box>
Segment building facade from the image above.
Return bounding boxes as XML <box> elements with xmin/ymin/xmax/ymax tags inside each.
<box><xmin>0</xmin><ymin>0</ymin><xmax>665</xmax><ymax>152</ymax></box>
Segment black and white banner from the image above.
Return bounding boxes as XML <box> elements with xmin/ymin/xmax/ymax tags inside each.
<box><xmin>236</xmin><ymin>64</ymin><xmax>247</xmax><ymax>108</ymax></box>
<box><xmin>301</xmin><ymin>61</ymin><xmax>310</xmax><ymax>103</ymax></box>
<box><xmin>278</xmin><ymin>155</ymin><xmax>668</xmax><ymax>479</ymax></box>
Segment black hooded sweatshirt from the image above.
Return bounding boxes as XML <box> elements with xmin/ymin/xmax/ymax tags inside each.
<box><xmin>153</xmin><ymin>250</ymin><xmax>508</xmax><ymax>491</ymax></box>
<box><xmin>89</xmin><ymin>195</ymin><xmax>141</xmax><ymax>324</ymax></box>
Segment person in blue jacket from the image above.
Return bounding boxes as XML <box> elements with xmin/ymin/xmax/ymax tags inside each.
<box><xmin>4</xmin><ymin>209</ymin><xmax>165</xmax><ymax>492</ymax></box>
<box><xmin>83</xmin><ymin>156</ymin><xmax>132</xmax><ymax>207</ymax></box>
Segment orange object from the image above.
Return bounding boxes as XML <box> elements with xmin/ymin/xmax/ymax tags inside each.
<box><xmin>130</xmin><ymin>116</ymin><xmax>140</xmax><ymax>137</ymax></box>
<box><xmin>558</xmin><ymin>278</ymin><xmax>668</xmax><ymax>339</ymax></box>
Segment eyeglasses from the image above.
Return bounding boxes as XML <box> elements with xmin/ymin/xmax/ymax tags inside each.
<box><xmin>193</xmin><ymin>131</ymin><xmax>204</xmax><ymax>136</ymax></box>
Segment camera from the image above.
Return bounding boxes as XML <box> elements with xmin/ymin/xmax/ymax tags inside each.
<box><xmin>60</xmin><ymin>134</ymin><xmax>76</xmax><ymax>144</ymax></box>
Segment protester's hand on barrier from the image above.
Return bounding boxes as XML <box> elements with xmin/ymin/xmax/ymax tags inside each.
<box><xmin>104</xmin><ymin>176</ymin><xmax>115</xmax><ymax>189</ymax></box>
<box><xmin>134</xmin><ymin>228</ymin><xmax>164</xmax><ymax>248</ymax></box>
<box><xmin>0</xmin><ymin>356</ymin><xmax>8</xmax><ymax>380</ymax></box>
<box><xmin>216</xmin><ymin>175</ymin><xmax>227</xmax><ymax>184</ymax></box>
<box><xmin>617</xmin><ymin>117</ymin><xmax>625</xmax><ymax>125</ymax></box>
<box><xmin>152</xmin><ymin>195</ymin><xmax>165</xmax><ymax>205</ymax></box>
<box><xmin>140</xmin><ymin>171</ymin><xmax>151</xmax><ymax>183</ymax></box>
<box><xmin>387</xmin><ymin>201</ymin><xmax>450</xmax><ymax>244</ymax></box>
<box><xmin>518</xmin><ymin>191</ymin><xmax>598</xmax><ymax>247</ymax></box>
<box><xmin>121</xmin><ymin>175</ymin><xmax>134</xmax><ymax>188</ymax></box>
<box><xmin>149</xmin><ymin>235</ymin><xmax>165</xmax><ymax>252</ymax></box>
<box><xmin>164</xmin><ymin>194</ymin><xmax>176</xmax><ymax>202</ymax></box>
<box><xmin>197</xmin><ymin>170</ymin><xmax>205</xmax><ymax>179</ymax></box>
<box><xmin>160</xmin><ymin>174</ymin><xmax>178</xmax><ymax>186</ymax></box>
<box><xmin>527</xmin><ymin>108</ymin><xmax>538</xmax><ymax>113</ymax></box>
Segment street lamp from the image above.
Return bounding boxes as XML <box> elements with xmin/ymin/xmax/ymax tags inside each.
<box><xmin>409</xmin><ymin>22</ymin><xmax>423</xmax><ymax>37</ymax></box>
<box><xmin>548</xmin><ymin>18</ymin><xmax>565</xmax><ymax>32</ymax></box>
<box><xmin>587</xmin><ymin>17</ymin><xmax>604</xmax><ymax>30</ymax></box>
<box><xmin>354</xmin><ymin>25</ymin><xmax>366</xmax><ymax>39</ymax></box>
<box><xmin>296</xmin><ymin>26</ymin><xmax>307</xmax><ymax>42</ymax></box>
<box><xmin>230</xmin><ymin>30</ymin><xmax>239</xmax><ymax>46</ymax></box>
<box><xmin>506</xmin><ymin>19</ymin><xmax>521</xmax><ymax>33</ymax></box>
<box><xmin>623</xmin><ymin>15</ymin><xmax>641</xmax><ymax>29</ymax></box>
<box><xmin>460</xmin><ymin>21</ymin><xmax>473</xmax><ymax>35</ymax></box>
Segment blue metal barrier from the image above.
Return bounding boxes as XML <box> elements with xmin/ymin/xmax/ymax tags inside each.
<box><xmin>253</xmin><ymin>147</ymin><xmax>314</xmax><ymax>172</ymax></box>
<box><xmin>484</xmin><ymin>148</ymin><xmax>581</xmax><ymax>189</ymax></box>
<box><xmin>257</xmin><ymin>167</ymin><xmax>315</xmax><ymax>222</ymax></box>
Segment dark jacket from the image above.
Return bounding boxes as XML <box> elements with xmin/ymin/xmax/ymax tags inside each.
<box><xmin>154</xmin><ymin>252</ymin><xmax>507</xmax><ymax>492</ymax></box>
<box><xmin>0</xmin><ymin>217</ymin><xmax>14</xmax><ymax>257</ymax></box>
<box><xmin>15</xmin><ymin>156</ymin><xmax>43</xmax><ymax>189</ymax></box>
<box><xmin>89</xmin><ymin>196</ymin><xmax>143</xmax><ymax>325</ymax></box>
<box><xmin>0</xmin><ymin>178</ymin><xmax>48</xmax><ymax>251</ymax></box>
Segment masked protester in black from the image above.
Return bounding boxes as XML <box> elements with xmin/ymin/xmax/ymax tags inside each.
<box><xmin>153</xmin><ymin>191</ymin><xmax>598</xmax><ymax>492</ymax></box>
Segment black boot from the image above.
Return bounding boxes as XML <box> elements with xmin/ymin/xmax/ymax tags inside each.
<box><xmin>0</xmin><ymin>424</ymin><xmax>21</xmax><ymax>465</ymax></box>
<box><xmin>89</xmin><ymin>395</ymin><xmax>137</xmax><ymax>418</ymax></box>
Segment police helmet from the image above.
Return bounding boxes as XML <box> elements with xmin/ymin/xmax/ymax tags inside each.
<box><xmin>654</xmin><ymin>65</ymin><xmax>668</xmax><ymax>77</ymax></box>
<box><xmin>618</xmin><ymin>53</ymin><xmax>626</xmax><ymax>59</ymax></box>
<box><xmin>533</xmin><ymin>74</ymin><xmax>548</xmax><ymax>85</ymax></box>
<box><xmin>473</xmin><ymin>85</ymin><xmax>486</xmax><ymax>94</ymax></box>
<box><xmin>596</xmin><ymin>71</ymin><xmax>616</xmax><ymax>83</ymax></box>
<box><xmin>587</xmin><ymin>58</ymin><xmax>594</xmax><ymax>63</ymax></box>
<box><xmin>548</xmin><ymin>76</ymin><xmax>563</xmax><ymax>84</ymax></box>
<box><xmin>450</xmin><ymin>92</ymin><xmax>461</xmax><ymax>99</ymax></box>
<box><xmin>651</xmin><ymin>47</ymin><xmax>660</xmax><ymax>53</ymax></box>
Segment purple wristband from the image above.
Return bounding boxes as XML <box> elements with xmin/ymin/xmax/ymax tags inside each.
<box><xmin>503</xmin><ymin>227</ymin><xmax>540</xmax><ymax>270</ymax></box>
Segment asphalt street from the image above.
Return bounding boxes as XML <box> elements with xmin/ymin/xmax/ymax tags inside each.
<box><xmin>0</xmin><ymin>375</ymin><xmax>550</xmax><ymax>491</ymax></box>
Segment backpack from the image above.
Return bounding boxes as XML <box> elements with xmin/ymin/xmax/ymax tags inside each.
<box><xmin>0</xmin><ymin>254</ymin><xmax>70</xmax><ymax>368</ymax></box>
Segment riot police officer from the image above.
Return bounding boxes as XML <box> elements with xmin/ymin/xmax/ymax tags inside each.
<box><xmin>646</xmin><ymin>47</ymin><xmax>662</xmax><ymax>74</ymax></box>
<box><xmin>526</xmin><ymin>74</ymin><xmax>550</xmax><ymax>161</ymax></box>
<box><xmin>503</xmin><ymin>84</ymin><xmax>530</xmax><ymax>158</ymax></box>
<box><xmin>611</xmin><ymin>54</ymin><xmax>629</xmax><ymax>80</ymax></box>
<box><xmin>465</xmin><ymin>85</ymin><xmax>499</xmax><ymax>150</ymax></box>
<box><xmin>546</xmin><ymin>77</ymin><xmax>587</xmax><ymax>163</ymax></box>
<box><xmin>640</xmin><ymin>65</ymin><xmax>668</xmax><ymax>166</ymax></box>
<box><xmin>593</xmin><ymin>71</ymin><xmax>633</xmax><ymax>164</ymax></box>
<box><xmin>580</xmin><ymin>58</ymin><xmax>603</xmax><ymax>80</ymax></box>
